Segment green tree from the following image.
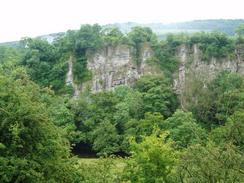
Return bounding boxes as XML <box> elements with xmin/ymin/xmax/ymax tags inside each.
<box><xmin>210</xmin><ymin>110</ymin><xmax>244</xmax><ymax>151</ymax></box>
<box><xmin>151</xmin><ymin>39</ymin><xmax>179</xmax><ymax>77</ymax></box>
<box><xmin>185</xmin><ymin>71</ymin><xmax>244</xmax><ymax>127</ymax></box>
<box><xmin>113</xmin><ymin>86</ymin><xmax>144</xmax><ymax>130</ymax></box>
<box><xmin>189</xmin><ymin>32</ymin><xmax>235</xmax><ymax>60</ymax></box>
<box><xmin>102</xmin><ymin>27</ymin><xmax>127</xmax><ymax>46</ymax></box>
<box><xmin>235</xmin><ymin>23</ymin><xmax>244</xmax><ymax>38</ymax></box>
<box><xmin>21</xmin><ymin>38</ymin><xmax>67</xmax><ymax>92</ymax></box>
<box><xmin>70</xmin><ymin>91</ymin><xmax>121</xmax><ymax>155</ymax></box>
<box><xmin>175</xmin><ymin>142</ymin><xmax>244</xmax><ymax>183</ymax></box>
<box><xmin>123</xmin><ymin>130</ymin><xmax>177</xmax><ymax>183</ymax></box>
<box><xmin>92</xmin><ymin>121</ymin><xmax>122</xmax><ymax>156</ymax></box>
<box><xmin>124</xmin><ymin>112</ymin><xmax>164</xmax><ymax>143</ymax></box>
<box><xmin>135</xmin><ymin>75</ymin><xmax>178</xmax><ymax>117</ymax></box>
<box><xmin>128</xmin><ymin>27</ymin><xmax>157</xmax><ymax>66</ymax></box>
<box><xmin>0</xmin><ymin>69</ymin><xmax>81</xmax><ymax>182</ymax></box>
<box><xmin>0</xmin><ymin>46</ymin><xmax>22</xmax><ymax>64</ymax></box>
<box><xmin>163</xmin><ymin>110</ymin><xmax>207</xmax><ymax>149</ymax></box>
<box><xmin>73</xmin><ymin>24</ymin><xmax>103</xmax><ymax>83</ymax></box>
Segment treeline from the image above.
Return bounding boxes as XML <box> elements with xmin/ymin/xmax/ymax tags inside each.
<box><xmin>0</xmin><ymin>24</ymin><xmax>244</xmax><ymax>182</ymax></box>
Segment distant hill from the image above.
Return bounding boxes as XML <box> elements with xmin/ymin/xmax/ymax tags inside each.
<box><xmin>1</xmin><ymin>19</ymin><xmax>244</xmax><ymax>46</ymax></box>
<box><xmin>0</xmin><ymin>41</ymin><xmax>21</xmax><ymax>48</ymax></box>
<box><xmin>36</xmin><ymin>32</ymin><xmax>65</xmax><ymax>43</ymax></box>
<box><xmin>105</xmin><ymin>19</ymin><xmax>244</xmax><ymax>35</ymax></box>
<box><xmin>0</xmin><ymin>32</ymin><xmax>64</xmax><ymax>48</ymax></box>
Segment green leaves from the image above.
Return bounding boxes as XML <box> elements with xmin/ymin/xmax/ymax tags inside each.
<box><xmin>21</xmin><ymin>38</ymin><xmax>67</xmax><ymax>92</ymax></box>
<box><xmin>163</xmin><ymin>110</ymin><xmax>207</xmax><ymax>149</ymax></box>
<box><xmin>128</xmin><ymin>27</ymin><xmax>157</xmax><ymax>46</ymax></box>
<box><xmin>70</xmin><ymin>76</ymin><xmax>178</xmax><ymax>155</ymax></box>
<box><xmin>185</xmin><ymin>71</ymin><xmax>244</xmax><ymax>126</ymax></box>
<box><xmin>123</xmin><ymin>130</ymin><xmax>177</xmax><ymax>183</ymax></box>
<box><xmin>235</xmin><ymin>24</ymin><xmax>244</xmax><ymax>37</ymax></box>
<box><xmin>128</xmin><ymin>27</ymin><xmax>157</xmax><ymax>65</ymax></box>
<box><xmin>135</xmin><ymin>75</ymin><xmax>178</xmax><ymax>117</ymax></box>
<box><xmin>176</xmin><ymin>142</ymin><xmax>244</xmax><ymax>183</ymax></box>
<box><xmin>190</xmin><ymin>32</ymin><xmax>235</xmax><ymax>60</ymax></box>
<box><xmin>210</xmin><ymin>110</ymin><xmax>244</xmax><ymax>151</ymax></box>
<box><xmin>92</xmin><ymin>121</ymin><xmax>121</xmax><ymax>156</ymax></box>
<box><xmin>102</xmin><ymin>27</ymin><xmax>128</xmax><ymax>46</ymax></box>
<box><xmin>0</xmin><ymin>71</ymin><xmax>82</xmax><ymax>182</ymax></box>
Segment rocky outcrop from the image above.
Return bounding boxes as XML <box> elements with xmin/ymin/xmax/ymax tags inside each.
<box><xmin>66</xmin><ymin>56</ymin><xmax>80</xmax><ymax>96</ymax></box>
<box><xmin>82</xmin><ymin>44</ymin><xmax>157</xmax><ymax>93</ymax></box>
<box><xmin>66</xmin><ymin>43</ymin><xmax>244</xmax><ymax>96</ymax></box>
<box><xmin>174</xmin><ymin>44</ymin><xmax>244</xmax><ymax>94</ymax></box>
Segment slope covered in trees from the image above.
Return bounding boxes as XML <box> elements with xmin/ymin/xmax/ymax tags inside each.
<box><xmin>0</xmin><ymin>24</ymin><xmax>244</xmax><ymax>182</ymax></box>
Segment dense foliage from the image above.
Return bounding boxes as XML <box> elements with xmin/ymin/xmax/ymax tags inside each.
<box><xmin>70</xmin><ymin>75</ymin><xmax>178</xmax><ymax>156</ymax></box>
<box><xmin>1</xmin><ymin>24</ymin><xmax>244</xmax><ymax>182</ymax></box>
<box><xmin>21</xmin><ymin>38</ymin><xmax>68</xmax><ymax>92</ymax></box>
<box><xmin>185</xmin><ymin>71</ymin><xmax>244</xmax><ymax>127</ymax></box>
<box><xmin>189</xmin><ymin>32</ymin><xmax>235</xmax><ymax>60</ymax></box>
<box><xmin>128</xmin><ymin>27</ymin><xmax>157</xmax><ymax>66</ymax></box>
<box><xmin>0</xmin><ymin>69</ymin><xmax>82</xmax><ymax>182</ymax></box>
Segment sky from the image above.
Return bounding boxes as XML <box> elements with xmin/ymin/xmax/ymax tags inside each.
<box><xmin>0</xmin><ymin>0</ymin><xmax>244</xmax><ymax>42</ymax></box>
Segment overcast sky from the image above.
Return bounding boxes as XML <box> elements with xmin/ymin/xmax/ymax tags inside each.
<box><xmin>0</xmin><ymin>0</ymin><xmax>243</xmax><ymax>42</ymax></box>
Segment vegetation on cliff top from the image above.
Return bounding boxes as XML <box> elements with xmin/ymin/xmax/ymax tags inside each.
<box><xmin>0</xmin><ymin>24</ymin><xmax>244</xmax><ymax>182</ymax></box>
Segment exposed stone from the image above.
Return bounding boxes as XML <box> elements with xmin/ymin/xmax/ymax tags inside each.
<box><xmin>66</xmin><ymin>56</ymin><xmax>80</xmax><ymax>97</ymax></box>
<box><xmin>66</xmin><ymin>43</ymin><xmax>244</xmax><ymax>97</ymax></box>
<box><xmin>174</xmin><ymin>44</ymin><xmax>244</xmax><ymax>94</ymax></box>
<box><xmin>82</xmin><ymin>44</ymin><xmax>156</xmax><ymax>92</ymax></box>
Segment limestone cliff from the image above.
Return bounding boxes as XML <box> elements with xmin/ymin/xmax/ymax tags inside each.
<box><xmin>174</xmin><ymin>44</ymin><xmax>244</xmax><ymax>95</ymax></box>
<box><xmin>66</xmin><ymin>43</ymin><xmax>244</xmax><ymax>96</ymax></box>
<box><xmin>66</xmin><ymin>44</ymin><xmax>158</xmax><ymax>95</ymax></box>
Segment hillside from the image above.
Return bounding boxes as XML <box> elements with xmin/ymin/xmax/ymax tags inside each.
<box><xmin>105</xmin><ymin>19</ymin><xmax>244</xmax><ymax>35</ymax></box>
<box><xmin>1</xmin><ymin>23</ymin><xmax>244</xmax><ymax>182</ymax></box>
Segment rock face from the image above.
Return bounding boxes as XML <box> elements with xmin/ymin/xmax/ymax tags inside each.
<box><xmin>66</xmin><ymin>43</ymin><xmax>244</xmax><ymax>96</ymax></box>
<box><xmin>83</xmin><ymin>44</ymin><xmax>156</xmax><ymax>92</ymax></box>
<box><xmin>66</xmin><ymin>56</ymin><xmax>80</xmax><ymax>96</ymax></box>
<box><xmin>174</xmin><ymin>44</ymin><xmax>244</xmax><ymax>94</ymax></box>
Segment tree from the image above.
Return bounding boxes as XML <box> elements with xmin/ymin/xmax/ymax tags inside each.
<box><xmin>210</xmin><ymin>110</ymin><xmax>244</xmax><ymax>151</ymax></box>
<box><xmin>151</xmin><ymin>39</ymin><xmax>179</xmax><ymax>77</ymax></box>
<box><xmin>175</xmin><ymin>142</ymin><xmax>244</xmax><ymax>183</ymax></box>
<box><xmin>102</xmin><ymin>27</ymin><xmax>127</xmax><ymax>46</ymax></box>
<box><xmin>21</xmin><ymin>38</ymin><xmax>67</xmax><ymax>92</ymax></box>
<box><xmin>113</xmin><ymin>86</ymin><xmax>144</xmax><ymax>130</ymax></box>
<box><xmin>123</xmin><ymin>130</ymin><xmax>177</xmax><ymax>183</ymax></box>
<box><xmin>92</xmin><ymin>121</ymin><xmax>122</xmax><ymax>156</ymax></box>
<box><xmin>0</xmin><ymin>46</ymin><xmax>22</xmax><ymax>65</ymax></box>
<box><xmin>208</xmin><ymin>71</ymin><xmax>244</xmax><ymax>125</ymax></box>
<box><xmin>189</xmin><ymin>32</ymin><xmax>235</xmax><ymax>60</ymax></box>
<box><xmin>0</xmin><ymin>69</ymin><xmax>81</xmax><ymax>182</ymax></box>
<box><xmin>128</xmin><ymin>27</ymin><xmax>156</xmax><ymax>46</ymax></box>
<box><xmin>185</xmin><ymin>71</ymin><xmax>244</xmax><ymax>127</ymax></box>
<box><xmin>70</xmin><ymin>91</ymin><xmax>121</xmax><ymax>155</ymax></box>
<box><xmin>124</xmin><ymin>112</ymin><xmax>164</xmax><ymax>143</ymax></box>
<box><xmin>72</xmin><ymin>24</ymin><xmax>103</xmax><ymax>83</ymax></box>
<box><xmin>135</xmin><ymin>75</ymin><xmax>178</xmax><ymax>117</ymax></box>
<box><xmin>163</xmin><ymin>110</ymin><xmax>207</xmax><ymax>149</ymax></box>
<box><xmin>235</xmin><ymin>23</ymin><xmax>244</xmax><ymax>38</ymax></box>
<box><xmin>128</xmin><ymin>27</ymin><xmax>157</xmax><ymax>65</ymax></box>
<box><xmin>75</xmin><ymin>24</ymin><xmax>103</xmax><ymax>54</ymax></box>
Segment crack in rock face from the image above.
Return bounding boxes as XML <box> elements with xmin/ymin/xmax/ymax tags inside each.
<box><xmin>65</xmin><ymin>56</ymin><xmax>80</xmax><ymax>97</ymax></box>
